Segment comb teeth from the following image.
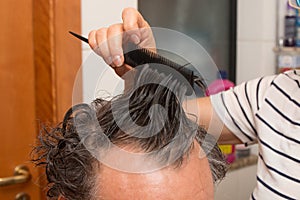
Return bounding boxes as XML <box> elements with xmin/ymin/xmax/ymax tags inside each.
<box><xmin>124</xmin><ymin>43</ymin><xmax>196</xmax><ymax>95</ymax></box>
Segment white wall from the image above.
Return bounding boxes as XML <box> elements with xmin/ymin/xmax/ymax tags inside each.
<box><xmin>81</xmin><ymin>0</ymin><xmax>137</xmax><ymax>103</ymax></box>
<box><xmin>236</xmin><ymin>0</ymin><xmax>277</xmax><ymax>84</ymax></box>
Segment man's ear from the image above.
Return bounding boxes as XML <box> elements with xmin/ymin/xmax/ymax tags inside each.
<box><xmin>58</xmin><ymin>195</ymin><xmax>66</xmax><ymax>200</ymax></box>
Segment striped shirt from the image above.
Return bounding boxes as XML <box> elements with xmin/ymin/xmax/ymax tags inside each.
<box><xmin>211</xmin><ymin>70</ymin><xmax>300</xmax><ymax>199</ymax></box>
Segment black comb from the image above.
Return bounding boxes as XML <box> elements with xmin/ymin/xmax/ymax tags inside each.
<box><xmin>69</xmin><ymin>31</ymin><xmax>206</xmax><ymax>95</ymax></box>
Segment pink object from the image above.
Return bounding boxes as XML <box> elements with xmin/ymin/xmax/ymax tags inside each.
<box><xmin>226</xmin><ymin>154</ymin><xmax>236</xmax><ymax>164</ymax></box>
<box><xmin>206</xmin><ymin>70</ymin><xmax>234</xmax><ymax>96</ymax></box>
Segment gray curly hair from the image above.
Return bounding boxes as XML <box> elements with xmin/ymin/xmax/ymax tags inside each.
<box><xmin>32</xmin><ymin>66</ymin><xmax>227</xmax><ymax>200</ymax></box>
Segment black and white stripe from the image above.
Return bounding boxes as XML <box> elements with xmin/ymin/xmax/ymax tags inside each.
<box><xmin>211</xmin><ymin>70</ymin><xmax>300</xmax><ymax>199</ymax></box>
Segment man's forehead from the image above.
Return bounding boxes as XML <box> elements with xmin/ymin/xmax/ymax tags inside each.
<box><xmin>95</xmin><ymin>142</ymin><xmax>214</xmax><ymax>200</ymax></box>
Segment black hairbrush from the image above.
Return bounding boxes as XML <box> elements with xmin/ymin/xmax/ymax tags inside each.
<box><xmin>69</xmin><ymin>31</ymin><xmax>206</xmax><ymax>95</ymax></box>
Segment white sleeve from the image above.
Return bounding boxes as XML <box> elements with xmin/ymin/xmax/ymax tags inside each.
<box><xmin>210</xmin><ymin>75</ymin><xmax>276</xmax><ymax>144</ymax></box>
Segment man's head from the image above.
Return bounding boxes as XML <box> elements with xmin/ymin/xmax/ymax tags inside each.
<box><xmin>33</xmin><ymin>66</ymin><xmax>227</xmax><ymax>200</ymax></box>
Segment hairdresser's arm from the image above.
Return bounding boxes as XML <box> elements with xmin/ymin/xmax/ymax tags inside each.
<box><xmin>193</xmin><ymin>96</ymin><xmax>242</xmax><ymax>144</ymax></box>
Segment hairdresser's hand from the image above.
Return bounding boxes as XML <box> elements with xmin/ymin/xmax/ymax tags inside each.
<box><xmin>88</xmin><ymin>7</ymin><xmax>155</xmax><ymax>77</ymax></box>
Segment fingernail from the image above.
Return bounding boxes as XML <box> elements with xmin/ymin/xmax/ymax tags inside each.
<box><xmin>113</xmin><ymin>55</ymin><xmax>122</xmax><ymax>67</ymax></box>
<box><xmin>131</xmin><ymin>34</ymin><xmax>140</xmax><ymax>44</ymax></box>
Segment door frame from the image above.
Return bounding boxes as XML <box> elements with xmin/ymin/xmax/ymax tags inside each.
<box><xmin>33</xmin><ymin>0</ymin><xmax>82</xmax><ymax>198</ymax></box>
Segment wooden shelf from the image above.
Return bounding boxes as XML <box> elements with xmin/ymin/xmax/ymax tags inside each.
<box><xmin>273</xmin><ymin>46</ymin><xmax>300</xmax><ymax>53</ymax></box>
<box><xmin>228</xmin><ymin>155</ymin><xmax>258</xmax><ymax>171</ymax></box>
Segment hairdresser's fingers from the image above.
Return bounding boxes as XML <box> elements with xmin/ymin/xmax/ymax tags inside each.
<box><xmin>107</xmin><ymin>23</ymin><xmax>124</xmax><ymax>67</ymax></box>
<box><xmin>139</xmin><ymin>26</ymin><xmax>156</xmax><ymax>50</ymax></box>
<box><xmin>89</xmin><ymin>29</ymin><xmax>112</xmax><ymax>65</ymax></box>
<box><xmin>88</xmin><ymin>30</ymin><xmax>98</xmax><ymax>50</ymax></box>
<box><xmin>122</xmin><ymin>8</ymin><xmax>155</xmax><ymax>49</ymax></box>
<box><xmin>94</xmin><ymin>28</ymin><xmax>113</xmax><ymax>65</ymax></box>
<box><xmin>122</xmin><ymin>8</ymin><xmax>143</xmax><ymax>44</ymax></box>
